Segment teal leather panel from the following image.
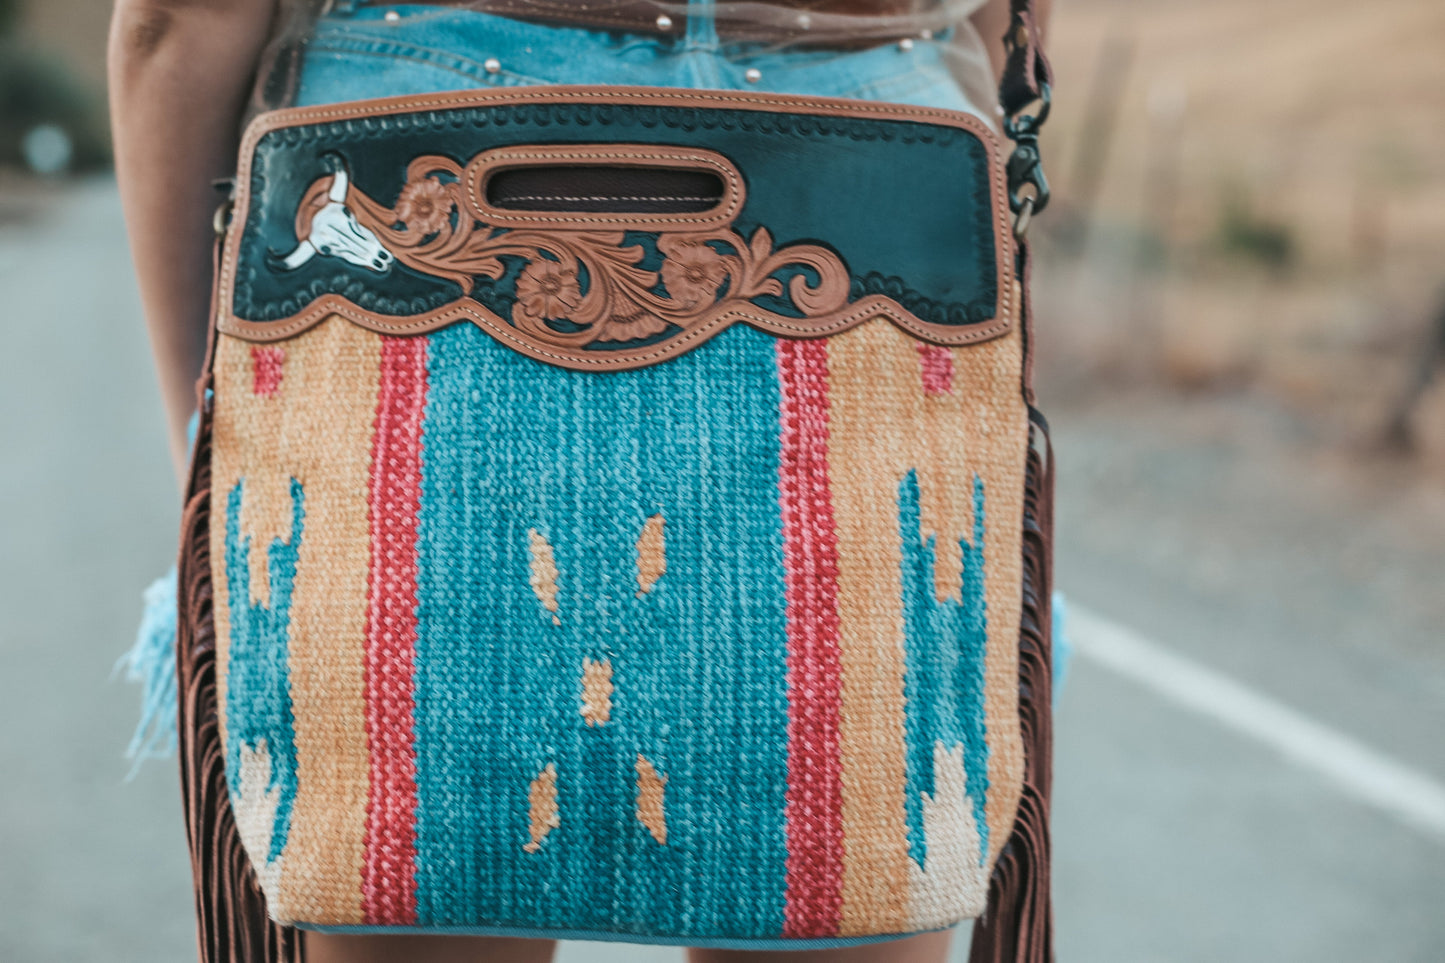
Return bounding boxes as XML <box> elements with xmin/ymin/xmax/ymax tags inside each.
<box><xmin>234</xmin><ymin>98</ymin><xmax>1000</xmax><ymax>333</ymax></box>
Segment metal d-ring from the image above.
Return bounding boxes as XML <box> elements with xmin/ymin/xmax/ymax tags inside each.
<box><xmin>1004</xmin><ymin>82</ymin><xmax>1051</xmax><ymax>238</ymax></box>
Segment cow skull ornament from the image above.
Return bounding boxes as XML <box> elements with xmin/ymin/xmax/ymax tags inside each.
<box><xmin>275</xmin><ymin>168</ymin><xmax>394</xmax><ymax>273</ymax></box>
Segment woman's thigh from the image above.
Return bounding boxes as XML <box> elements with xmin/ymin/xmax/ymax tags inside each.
<box><xmin>690</xmin><ymin>929</ymin><xmax>954</xmax><ymax>963</ymax></box>
<box><xmin>304</xmin><ymin>932</ymin><xmax>556</xmax><ymax>963</ymax></box>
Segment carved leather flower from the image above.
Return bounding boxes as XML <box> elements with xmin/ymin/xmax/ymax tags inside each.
<box><xmin>516</xmin><ymin>258</ymin><xmax>583</xmax><ymax>321</ymax></box>
<box><xmin>395</xmin><ymin>176</ymin><xmax>453</xmax><ymax>236</ymax></box>
<box><xmin>660</xmin><ymin>240</ymin><xmax>727</xmax><ymax>309</ymax></box>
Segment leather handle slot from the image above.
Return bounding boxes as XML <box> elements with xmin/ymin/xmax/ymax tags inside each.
<box><xmin>485</xmin><ymin>166</ymin><xmax>725</xmax><ymax>215</ymax></box>
<box><xmin>465</xmin><ymin>144</ymin><xmax>745</xmax><ymax>231</ymax></box>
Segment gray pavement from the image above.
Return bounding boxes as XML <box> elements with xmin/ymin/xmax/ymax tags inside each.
<box><xmin>1</xmin><ymin>181</ymin><xmax>1441</xmax><ymax>961</ymax></box>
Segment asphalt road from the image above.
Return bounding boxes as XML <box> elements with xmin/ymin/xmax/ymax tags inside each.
<box><xmin>2</xmin><ymin>181</ymin><xmax>1441</xmax><ymax>962</ymax></box>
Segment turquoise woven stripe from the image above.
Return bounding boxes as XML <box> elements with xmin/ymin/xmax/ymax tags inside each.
<box><xmin>897</xmin><ymin>470</ymin><xmax>991</xmax><ymax>869</ymax></box>
<box><xmin>412</xmin><ymin>324</ymin><xmax>791</xmax><ymax>937</ymax></box>
<box><xmin>222</xmin><ymin>478</ymin><xmax>304</xmax><ymax>863</ymax></box>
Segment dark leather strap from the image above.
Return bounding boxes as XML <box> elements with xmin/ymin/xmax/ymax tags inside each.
<box><xmin>999</xmin><ymin>0</ymin><xmax>1052</xmax><ymax>117</ymax></box>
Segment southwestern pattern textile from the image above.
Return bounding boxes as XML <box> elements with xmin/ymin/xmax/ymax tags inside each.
<box><xmin>202</xmin><ymin>87</ymin><xmax>1034</xmax><ymax>947</ymax></box>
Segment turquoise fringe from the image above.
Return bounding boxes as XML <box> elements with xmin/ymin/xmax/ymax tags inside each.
<box><xmin>117</xmin><ymin>566</ymin><xmax>179</xmax><ymax>771</ymax></box>
<box><xmin>1051</xmin><ymin>590</ymin><xmax>1072</xmax><ymax>699</ymax></box>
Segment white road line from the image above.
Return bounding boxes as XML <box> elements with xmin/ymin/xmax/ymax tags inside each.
<box><xmin>1068</xmin><ymin>604</ymin><xmax>1445</xmax><ymax>845</ymax></box>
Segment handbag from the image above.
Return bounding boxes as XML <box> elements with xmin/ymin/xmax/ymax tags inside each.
<box><xmin>174</xmin><ymin>4</ymin><xmax>1056</xmax><ymax>959</ymax></box>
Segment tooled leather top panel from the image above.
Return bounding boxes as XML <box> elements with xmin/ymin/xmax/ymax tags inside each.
<box><xmin>218</xmin><ymin>87</ymin><xmax>1014</xmax><ymax>370</ymax></box>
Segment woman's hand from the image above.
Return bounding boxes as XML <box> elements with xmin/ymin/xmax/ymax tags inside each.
<box><xmin>108</xmin><ymin>0</ymin><xmax>279</xmax><ymax>482</ymax></box>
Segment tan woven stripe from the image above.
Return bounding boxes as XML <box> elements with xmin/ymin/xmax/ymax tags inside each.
<box><xmin>896</xmin><ymin>314</ymin><xmax>1028</xmax><ymax>922</ymax></box>
<box><xmin>210</xmin><ymin>340</ymin><xmax>287</xmax><ymax>822</ymax></box>
<box><xmin>826</xmin><ymin>322</ymin><xmax>915</xmax><ymax>935</ymax></box>
<box><xmin>276</xmin><ymin>320</ymin><xmax>380</xmax><ymax>923</ymax></box>
<box><xmin>825</xmin><ymin>318</ymin><xmax>1028</xmax><ymax>933</ymax></box>
<box><xmin>946</xmin><ymin>306</ymin><xmax>1028</xmax><ymax>865</ymax></box>
<box><xmin>211</xmin><ymin>318</ymin><xmax>382</xmax><ymax>923</ymax></box>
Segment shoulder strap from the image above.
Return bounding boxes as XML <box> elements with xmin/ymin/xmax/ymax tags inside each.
<box><xmin>999</xmin><ymin>0</ymin><xmax>1053</xmax><ymax>118</ymax></box>
<box><xmin>998</xmin><ymin>0</ymin><xmax>1052</xmax><ymax>234</ymax></box>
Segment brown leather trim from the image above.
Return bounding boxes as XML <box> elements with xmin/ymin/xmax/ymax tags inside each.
<box><xmin>1019</xmin><ymin>238</ymin><xmax>1036</xmax><ymax>407</ymax></box>
<box><xmin>465</xmin><ymin>144</ymin><xmax>743</xmax><ymax>231</ymax></box>
<box><xmin>221</xmin><ymin>289</ymin><xmax>1009</xmax><ymax>359</ymax></box>
<box><xmin>217</xmin><ymin>86</ymin><xmax>1016</xmax><ymax>369</ymax></box>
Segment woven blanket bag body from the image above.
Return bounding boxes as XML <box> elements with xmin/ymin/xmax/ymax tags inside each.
<box><xmin>176</xmin><ymin>42</ymin><xmax>1056</xmax><ymax>962</ymax></box>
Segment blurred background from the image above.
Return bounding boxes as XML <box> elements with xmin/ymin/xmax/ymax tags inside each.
<box><xmin>1</xmin><ymin>0</ymin><xmax>1442</xmax><ymax>960</ymax></box>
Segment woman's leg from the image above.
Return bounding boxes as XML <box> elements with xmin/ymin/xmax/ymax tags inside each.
<box><xmin>689</xmin><ymin>929</ymin><xmax>954</xmax><ymax>963</ymax></box>
<box><xmin>304</xmin><ymin>933</ymin><xmax>556</xmax><ymax>963</ymax></box>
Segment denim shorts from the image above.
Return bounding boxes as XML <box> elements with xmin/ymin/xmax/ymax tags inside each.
<box><xmin>297</xmin><ymin>2</ymin><xmax>987</xmax><ymax>118</ymax></box>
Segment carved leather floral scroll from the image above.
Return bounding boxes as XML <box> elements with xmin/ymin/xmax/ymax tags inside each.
<box><xmin>289</xmin><ymin>153</ymin><xmax>852</xmax><ymax>354</ymax></box>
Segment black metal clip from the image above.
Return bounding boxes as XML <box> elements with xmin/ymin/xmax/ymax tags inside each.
<box><xmin>1003</xmin><ymin>83</ymin><xmax>1051</xmax><ymax>238</ymax></box>
<box><xmin>212</xmin><ymin>177</ymin><xmax>236</xmax><ymax>238</ymax></box>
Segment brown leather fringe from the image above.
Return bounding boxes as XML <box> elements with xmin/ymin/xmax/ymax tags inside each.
<box><xmin>176</xmin><ymin>409</ymin><xmax>303</xmax><ymax>963</ymax></box>
<box><xmin>968</xmin><ymin>409</ymin><xmax>1055</xmax><ymax>963</ymax></box>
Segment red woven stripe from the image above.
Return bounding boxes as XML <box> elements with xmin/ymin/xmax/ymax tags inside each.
<box><xmin>250</xmin><ymin>346</ymin><xmax>285</xmax><ymax>398</ymax></box>
<box><xmin>362</xmin><ymin>336</ymin><xmax>428</xmax><ymax>925</ymax></box>
<box><xmin>918</xmin><ymin>343</ymin><xmax>954</xmax><ymax>395</ymax></box>
<box><xmin>777</xmin><ymin>338</ymin><xmax>846</xmax><ymax>938</ymax></box>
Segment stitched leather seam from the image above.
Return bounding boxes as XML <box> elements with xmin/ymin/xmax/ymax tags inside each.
<box><xmin>237</xmin><ymin>89</ymin><xmax>1002</xmax><ymax>151</ymax></box>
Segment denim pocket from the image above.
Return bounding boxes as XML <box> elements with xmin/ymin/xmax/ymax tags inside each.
<box><xmin>297</xmin><ymin>27</ymin><xmax>563</xmax><ymax>107</ymax></box>
<box><xmin>304</xmin><ymin>30</ymin><xmax>551</xmax><ymax>91</ymax></box>
<box><xmin>734</xmin><ymin>39</ymin><xmax>974</xmax><ymax>113</ymax></box>
<box><xmin>835</xmin><ymin>63</ymin><xmax>972</xmax><ymax>111</ymax></box>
